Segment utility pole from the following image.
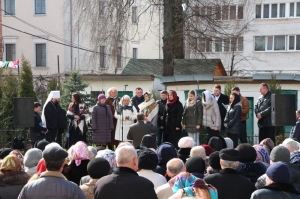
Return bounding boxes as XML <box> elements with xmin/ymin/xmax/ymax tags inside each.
<box><xmin>70</xmin><ymin>0</ymin><xmax>73</xmax><ymax>71</ymax></box>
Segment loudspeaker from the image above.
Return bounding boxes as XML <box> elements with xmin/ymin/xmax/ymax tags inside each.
<box><xmin>14</xmin><ymin>97</ymin><xmax>35</xmax><ymax>127</ymax></box>
<box><xmin>271</xmin><ymin>94</ymin><xmax>296</xmax><ymax>126</ymax></box>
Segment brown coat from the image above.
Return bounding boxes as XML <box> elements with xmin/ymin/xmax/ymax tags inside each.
<box><xmin>106</xmin><ymin>97</ymin><xmax>120</xmax><ymax>145</ymax></box>
<box><xmin>240</xmin><ymin>95</ymin><xmax>250</xmax><ymax>121</ymax></box>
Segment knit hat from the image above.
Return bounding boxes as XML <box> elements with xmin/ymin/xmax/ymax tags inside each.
<box><xmin>0</xmin><ymin>148</ymin><xmax>12</xmax><ymax>159</ymax></box>
<box><xmin>270</xmin><ymin>146</ymin><xmax>290</xmax><ymax>163</ymax></box>
<box><xmin>201</xmin><ymin>144</ymin><xmax>214</xmax><ymax>156</ymax></box>
<box><xmin>24</xmin><ymin>148</ymin><xmax>43</xmax><ymax>168</ymax></box>
<box><xmin>88</xmin><ymin>146</ymin><xmax>97</xmax><ymax>160</ymax></box>
<box><xmin>219</xmin><ymin>149</ymin><xmax>240</xmax><ymax>161</ymax></box>
<box><xmin>208</xmin><ymin>136</ymin><xmax>227</xmax><ymax>152</ymax></box>
<box><xmin>36</xmin><ymin>140</ymin><xmax>50</xmax><ymax>151</ymax></box>
<box><xmin>140</xmin><ymin>134</ymin><xmax>157</xmax><ymax>149</ymax></box>
<box><xmin>138</xmin><ymin>149</ymin><xmax>158</xmax><ymax>170</ymax></box>
<box><xmin>235</xmin><ymin>143</ymin><xmax>257</xmax><ymax>163</ymax></box>
<box><xmin>98</xmin><ymin>94</ymin><xmax>106</xmax><ymax>101</ymax></box>
<box><xmin>178</xmin><ymin>137</ymin><xmax>195</xmax><ymax>149</ymax></box>
<box><xmin>36</xmin><ymin>158</ymin><xmax>46</xmax><ymax>175</ymax></box>
<box><xmin>185</xmin><ymin>157</ymin><xmax>205</xmax><ymax>174</ymax></box>
<box><xmin>190</xmin><ymin>146</ymin><xmax>208</xmax><ymax>160</ymax></box>
<box><xmin>266</xmin><ymin>162</ymin><xmax>290</xmax><ymax>183</ymax></box>
<box><xmin>87</xmin><ymin>158</ymin><xmax>111</xmax><ymax>179</ymax></box>
<box><xmin>224</xmin><ymin>138</ymin><xmax>234</xmax><ymax>149</ymax></box>
<box><xmin>208</xmin><ymin>151</ymin><xmax>221</xmax><ymax>170</ymax></box>
<box><xmin>0</xmin><ymin>155</ymin><xmax>21</xmax><ymax>171</ymax></box>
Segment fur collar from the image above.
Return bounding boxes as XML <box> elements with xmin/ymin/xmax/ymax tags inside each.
<box><xmin>0</xmin><ymin>171</ymin><xmax>30</xmax><ymax>185</ymax></box>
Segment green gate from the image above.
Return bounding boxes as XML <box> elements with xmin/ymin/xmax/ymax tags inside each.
<box><xmin>246</xmin><ymin>97</ymin><xmax>254</xmax><ymax>144</ymax></box>
<box><xmin>281</xmin><ymin>90</ymin><xmax>298</xmax><ymax>135</ymax></box>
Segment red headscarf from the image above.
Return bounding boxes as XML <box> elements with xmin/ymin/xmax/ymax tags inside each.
<box><xmin>167</xmin><ymin>90</ymin><xmax>178</xmax><ymax>106</ymax></box>
<box><xmin>36</xmin><ymin>158</ymin><xmax>46</xmax><ymax>175</ymax></box>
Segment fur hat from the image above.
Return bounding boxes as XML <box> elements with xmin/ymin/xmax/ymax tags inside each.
<box><xmin>190</xmin><ymin>146</ymin><xmax>208</xmax><ymax>160</ymax></box>
<box><xmin>178</xmin><ymin>137</ymin><xmax>195</xmax><ymax>149</ymax></box>
<box><xmin>24</xmin><ymin>148</ymin><xmax>43</xmax><ymax>168</ymax></box>
<box><xmin>235</xmin><ymin>143</ymin><xmax>257</xmax><ymax>163</ymax></box>
<box><xmin>219</xmin><ymin>149</ymin><xmax>240</xmax><ymax>161</ymax></box>
<box><xmin>208</xmin><ymin>151</ymin><xmax>221</xmax><ymax>170</ymax></box>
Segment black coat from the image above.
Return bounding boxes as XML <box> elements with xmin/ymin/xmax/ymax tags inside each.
<box><xmin>251</xmin><ymin>183</ymin><xmax>300</xmax><ymax>199</ymax></box>
<box><xmin>236</xmin><ymin>162</ymin><xmax>267</xmax><ymax>185</ymax></box>
<box><xmin>166</xmin><ymin>99</ymin><xmax>183</xmax><ymax>149</ymax></box>
<box><xmin>224</xmin><ymin>103</ymin><xmax>242</xmax><ymax>134</ymax></box>
<box><xmin>255</xmin><ymin>91</ymin><xmax>273</xmax><ymax>128</ymax></box>
<box><xmin>29</xmin><ymin>112</ymin><xmax>46</xmax><ymax>142</ymax></box>
<box><xmin>215</xmin><ymin>93</ymin><xmax>229</xmax><ymax>130</ymax></box>
<box><xmin>290</xmin><ymin>118</ymin><xmax>300</xmax><ymax>142</ymax></box>
<box><xmin>204</xmin><ymin>168</ymin><xmax>256</xmax><ymax>199</ymax></box>
<box><xmin>63</xmin><ymin>159</ymin><xmax>90</xmax><ymax>186</ymax></box>
<box><xmin>131</xmin><ymin>95</ymin><xmax>145</xmax><ymax>112</ymax></box>
<box><xmin>94</xmin><ymin>167</ymin><xmax>157</xmax><ymax>199</ymax></box>
<box><xmin>157</xmin><ymin>99</ymin><xmax>167</xmax><ymax>127</ymax></box>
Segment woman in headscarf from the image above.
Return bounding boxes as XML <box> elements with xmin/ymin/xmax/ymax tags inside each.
<box><xmin>9</xmin><ymin>150</ymin><xmax>25</xmax><ymax>171</ymax></box>
<box><xmin>114</xmin><ymin>95</ymin><xmax>137</xmax><ymax>142</ymax></box>
<box><xmin>63</xmin><ymin>141</ymin><xmax>90</xmax><ymax>185</ymax></box>
<box><xmin>105</xmin><ymin>87</ymin><xmax>120</xmax><ymax>149</ymax></box>
<box><xmin>202</xmin><ymin>91</ymin><xmax>221</xmax><ymax>142</ymax></box>
<box><xmin>182</xmin><ymin>90</ymin><xmax>203</xmax><ymax>146</ymax></box>
<box><xmin>166</xmin><ymin>90</ymin><xmax>184</xmax><ymax>149</ymax></box>
<box><xmin>138</xmin><ymin>91</ymin><xmax>159</xmax><ymax>126</ymax></box>
<box><xmin>253</xmin><ymin>145</ymin><xmax>270</xmax><ymax>168</ymax></box>
<box><xmin>0</xmin><ymin>155</ymin><xmax>30</xmax><ymax>199</ymax></box>
<box><xmin>66</xmin><ymin>93</ymin><xmax>89</xmax><ymax>149</ymax></box>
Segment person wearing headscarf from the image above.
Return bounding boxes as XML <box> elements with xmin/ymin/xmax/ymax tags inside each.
<box><xmin>253</xmin><ymin>145</ymin><xmax>270</xmax><ymax>167</ymax></box>
<box><xmin>63</xmin><ymin>141</ymin><xmax>90</xmax><ymax>185</ymax></box>
<box><xmin>202</xmin><ymin>91</ymin><xmax>221</xmax><ymax>142</ymax></box>
<box><xmin>166</xmin><ymin>90</ymin><xmax>184</xmax><ymax>149</ymax></box>
<box><xmin>66</xmin><ymin>93</ymin><xmax>89</xmax><ymax>149</ymax></box>
<box><xmin>182</xmin><ymin>90</ymin><xmax>203</xmax><ymax>146</ymax></box>
<box><xmin>259</xmin><ymin>138</ymin><xmax>274</xmax><ymax>154</ymax></box>
<box><xmin>105</xmin><ymin>87</ymin><xmax>120</xmax><ymax>149</ymax></box>
<box><xmin>41</xmin><ymin>90</ymin><xmax>67</xmax><ymax>146</ymax></box>
<box><xmin>0</xmin><ymin>155</ymin><xmax>30</xmax><ymax>199</ymax></box>
<box><xmin>9</xmin><ymin>150</ymin><xmax>25</xmax><ymax>171</ymax></box>
<box><xmin>138</xmin><ymin>91</ymin><xmax>159</xmax><ymax>127</ymax></box>
<box><xmin>92</xmin><ymin>94</ymin><xmax>114</xmax><ymax>147</ymax></box>
<box><xmin>224</xmin><ymin>93</ymin><xmax>242</xmax><ymax>148</ymax></box>
<box><xmin>114</xmin><ymin>95</ymin><xmax>137</xmax><ymax>142</ymax></box>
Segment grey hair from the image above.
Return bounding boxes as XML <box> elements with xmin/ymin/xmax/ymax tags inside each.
<box><xmin>115</xmin><ymin>145</ymin><xmax>137</xmax><ymax>165</ymax></box>
<box><xmin>119</xmin><ymin>95</ymin><xmax>131</xmax><ymax>105</ymax></box>
<box><xmin>167</xmin><ymin>158</ymin><xmax>185</xmax><ymax>176</ymax></box>
<box><xmin>220</xmin><ymin>159</ymin><xmax>239</xmax><ymax>169</ymax></box>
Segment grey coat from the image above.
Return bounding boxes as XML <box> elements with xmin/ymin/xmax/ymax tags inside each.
<box><xmin>224</xmin><ymin>103</ymin><xmax>242</xmax><ymax>134</ymax></box>
<box><xmin>18</xmin><ymin>171</ymin><xmax>86</xmax><ymax>199</ymax></box>
<box><xmin>255</xmin><ymin>91</ymin><xmax>273</xmax><ymax>128</ymax></box>
<box><xmin>92</xmin><ymin>103</ymin><xmax>114</xmax><ymax>144</ymax></box>
<box><xmin>202</xmin><ymin>99</ymin><xmax>221</xmax><ymax>130</ymax></box>
<box><xmin>182</xmin><ymin>100</ymin><xmax>203</xmax><ymax>133</ymax></box>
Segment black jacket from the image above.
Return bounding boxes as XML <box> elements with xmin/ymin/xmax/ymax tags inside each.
<box><xmin>94</xmin><ymin>167</ymin><xmax>157</xmax><ymax>199</ymax></box>
<box><xmin>127</xmin><ymin>121</ymin><xmax>156</xmax><ymax>148</ymax></box>
<box><xmin>29</xmin><ymin>112</ymin><xmax>47</xmax><ymax>142</ymax></box>
<box><xmin>290</xmin><ymin>118</ymin><xmax>300</xmax><ymax>141</ymax></box>
<box><xmin>224</xmin><ymin>103</ymin><xmax>242</xmax><ymax>134</ymax></box>
<box><xmin>255</xmin><ymin>91</ymin><xmax>273</xmax><ymax>128</ymax></box>
<box><xmin>214</xmin><ymin>93</ymin><xmax>229</xmax><ymax>130</ymax></box>
<box><xmin>131</xmin><ymin>95</ymin><xmax>145</xmax><ymax>112</ymax></box>
<box><xmin>157</xmin><ymin>99</ymin><xmax>167</xmax><ymax>127</ymax></box>
<box><xmin>251</xmin><ymin>183</ymin><xmax>300</xmax><ymax>199</ymax></box>
<box><xmin>236</xmin><ymin>162</ymin><xmax>267</xmax><ymax>185</ymax></box>
<box><xmin>204</xmin><ymin>168</ymin><xmax>256</xmax><ymax>199</ymax></box>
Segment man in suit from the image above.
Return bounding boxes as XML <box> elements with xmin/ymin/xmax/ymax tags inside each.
<box><xmin>213</xmin><ymin>85</ymin><xmax>229</xmax><ymax>134</ymax></box>
<box><xmin>94</xmin><ymin>143</ymin><xmax>158</xmax><ymax>199</ymax></box>
<box><xmin>127</xmin><ymin>113</ymin><xmax>156</xmax><ymax>148</ymax></box>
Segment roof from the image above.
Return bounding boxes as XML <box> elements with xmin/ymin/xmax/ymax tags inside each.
<box><xmin>121</xmin><ymin>59</ymin><xmax>225</xmax><ymax>76</ymax></box>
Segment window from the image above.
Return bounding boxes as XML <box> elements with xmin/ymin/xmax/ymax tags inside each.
<box><xmin>263</xmin><ymin>4</ymin><xmax>270</xmax><ymax>18</ymax></box>
<box><xmin>224</xmin><ymin>39</ymin><xmax>230</xmax><ymax>52</ymax></box>
<box><xmin>100</xmin><ymin>46</ymin><xmax>105</xmax><ymax>68</ymax></box>
<box><xmin>35</xmin><ymin>0</ymin><xmax>46</xmax><ymax>14</ymax></box>
<box><xmin>231</xmin><ymin>38</ymin><xmax>237</xmax><ymax>51</ymax></box>
<box><xmin>36</xmin><ymin>44</ymin><xmax>46</xmax><ymax>67</ymax></box>
<box><xmin>5</xmin><ymin>44</ymin><xmax>16</xmax><ymax>61</ymax></box>
<box><xmin>255</xmin><ymin>36</ymin><xmax>265</xmax><ymax>51</ymax></box>
<box><xmin>132</xmin><ymin>7</ymin><xmax>137</xmax><ymax>24</ymax></box>
<box><xmin>297</xmin><ymin>2</ymin><xmax>300</xmax><ymax>16</ymax></box>
<box><xmin>274</xmin><ymin>36</ymin><xmax>285</xmax><ymax>50</ymax></box>
<box><xmin>205</xmin><ymin>39</ymin><xmax>212</xmax><ymax>52</ymax></box>
<box><xmin>288</xmin><ymin>35</ymin><xmax>300</xmax><ymax>50</ymax></box>
<box><xmin>289</xmin><ymin>2</ymin><xmax>300</xmax><ymax>17</ymax></box>
<box><xmin>230</xmin><ymin>6</ymin><xmax>236</xmax><ymax>20</ymax></box>
<box><xmin>117</xmin><ymin>47</ymin><xmax>122</xmax><ymax>68</ymax></box>
<box><xmin>238</xmin><ymin>5</ymin><xmax>243</xmax><ymax>19</ymax></box>
<box><xmin>4</xmin><ymin>0</ymin><xmax>15</xmax><ymax>15</ymax></box>
<box><xmin>222</xmin><ymin>6</ymin><xmax>229</xmax><ymax>20</ymax></box>
<box><xmin>198</xmin><ymin>38</ymin><xmax>205</xmax><ymax>52</ymax></box>
<box><xmin>200</xmin><ymin>6</ymin><xmax>206</xmax><ymax>15</ymax></box>
<box><xmin>271</xmin><ymin>4</ymin><xmax>277</xmax><ymax>18</ymax></box>
<box><xmin>99</xmin><ymin>2</ymin><xmax>105</xmax><ymax>18</ymax></box>
<box><xmin>279</xmin><ymin>3</ymin><xmax>285</xmax><ymax>17</ymax></box>
<box><xmin>207</xmin><ymin>6</ymin><xmax>212</xmax><ymax>16</ymax></box>
<box><xmin>256</xmin><ymin>5</ymin><xmax>261</xmax><ymax>18</ymax></box>
<box><xmin>297</xmin><ymin>35</ymin><xmax>300</xmax><ymax>50</ymax></box>
<box><xmin>254</xmin><ymin>36</ymin><xmax>286</xmax><ymax>51</ymax></box>
<box><xmin>214</xmin><ymin>40</ymin><xmax>222</xmax><ymax>52</ymax></box>
<box><xmin>237</xmin><ymin>37</ymin><xmax>243</xmax><ymax>51</ymax></box>
<box><xmin>267</xmin><ymin>36</ymin><xmax>273</xmax><ymax>50</ymax></box>
<box><xmin>133</xmin><ymin>48</ymin><xmax>137</xmax><ymax>59</ymax></box>
<box><xmin>216</xmin><ymin>6</ymin><xmax>221</xmax><ymax>20</ymax></box>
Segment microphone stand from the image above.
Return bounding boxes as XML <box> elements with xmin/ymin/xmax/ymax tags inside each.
<box><xmin>121</xmin><ymin>84</ymin><xmax>128</xmax><ymax>141</ymax></box>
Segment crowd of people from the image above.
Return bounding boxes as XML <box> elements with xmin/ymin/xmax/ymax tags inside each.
<box><xmin>0</xmin><ymin>83</ymin><xmax>299</xmax><ymax>198</ymax></box>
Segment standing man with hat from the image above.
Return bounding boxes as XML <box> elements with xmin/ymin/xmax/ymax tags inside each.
<box><xmin>204</xmin><ymin>148</ymin><xmax>256</xmax><ymax>199</ymax></box>
<box><xmin>18</xmin><ymin>146</ymin><xmax>86</xmax><ymax>199</ymax></box>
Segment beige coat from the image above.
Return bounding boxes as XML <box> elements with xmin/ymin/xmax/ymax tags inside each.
<box><xmin>202</xmin><ymin>99</ymin><xmax>221</xmax><ymax>130</ymax></box>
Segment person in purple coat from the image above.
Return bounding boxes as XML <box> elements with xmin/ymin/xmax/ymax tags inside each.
<box><xmin>92</xmin><ymin>94</ymin><xmax>114</xmax><ymax>147</ymax></box>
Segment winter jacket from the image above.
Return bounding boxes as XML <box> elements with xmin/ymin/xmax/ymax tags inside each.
<box><xmin>0</xmin><ymin>171</ymin><xmax>30</xmax><ymax>199</ymax></box>
<box><xmin>182</xmin><ymin>100</ymin><xmax>203</xmax><ymax>133</ymax></box>
<box><xmin>63</xmin><ymin>159</ymin><xmax>90</xmax><ymax>186</ymax></box>
<box><xmin>156</xmin><ymin>142</ymin><xmax>178</xmax><ymax>177</ymax></box>
<box><xmin>127</xmin><ymin>121</ymin><xmax>156</xmax><ymax>148</ymax></box>
<box><xmin>131</xmin><ymin>95</ymin><xmax>145</xmax><ymax>112</ymax></box>
<box><xmin>92</xmin><ymin>103</ymin><xmax>114</xmax><ymax>144</ymax></box>
<box><xmin>290</xmin><ymin>118</ymin><xmax>300</xmax><ymax>141</ymax></box>
<box><xmin>240</xmin><ymin>95</ymin><xmax>250</xmax><ymax>121</ymax></box>
<box><xmin>236</xmin><ymin>162</ymin><xmax>267</xmax><ymax>185</ymax></box>
<box><xmin>18</xmin><ymin>171</ymin><xmax>86</xmax><ymax>199</ymax></box>
<box><xmin>157</xmin><ymin>99</ymin><xmax>167</xmax><ymax>127</ymax></box>
<box><xmin>251</xmin><ymin>183</ymin><xmax>300</xmax><ymax>199</ymax></box>
<box><xmin>224</xmin><ymin>103</ymin><xmax>242</xmax><ymax>135</ymax></box>
<box><xmin>202</xmin><ymin>99</ymin><xmax>221</xmax><ymax>131</ymax></box>
<box><xmin>255</xmin><ymin>91</ymin><xmax>273</xmax><ymax>128</ymax></box>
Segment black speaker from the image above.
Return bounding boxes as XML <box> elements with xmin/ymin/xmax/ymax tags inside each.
<box><xmin>271</xmin><ymin>94</ymin><xmax>296</xmax><ymax>126</ymax></box>
<box><xmin>14</xmin><ymin>98</ymin><xmax>35</xmax><ymax>127</ymax></box>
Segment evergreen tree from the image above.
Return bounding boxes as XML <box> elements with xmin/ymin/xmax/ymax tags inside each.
<box><xmin>61</xmin><ymin>71</ymin><xmax>90</xmax><ymax>109</ymax></box>
<box><xmin>18</xmin><ymin>55</ymin><xmax>37</xmax><ymax>100</ymax></box>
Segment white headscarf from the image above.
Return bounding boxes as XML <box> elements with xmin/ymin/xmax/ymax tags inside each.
<box><xmin>202</xmin><ymin>91</ymin><xmax>213</xmax><ymax>105</ymax></box>
<box><xmin>41</xmin><ymin>91</ymin><xmax>60</xmax><ymax>127</ymax></box>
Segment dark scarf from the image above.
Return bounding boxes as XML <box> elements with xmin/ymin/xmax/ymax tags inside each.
<box><xmin>109</xmin><ymin>96</ymin><xmax>119</xmax><ymax>108</ymax></box>
<box><xmin>262</xmin><ymin>183</ymin><xmax>300</xmax><ymax>195</ymax></box>
<box><xmin>116</xmin><ymin>105</ymin><xmax>133</xmax><ymax>115</ymax></box>
<box><xmin>167</xmin><ymin>90</ymin><xmax>179</xmax><ymax>106</ymax></box>
<box><xmin>97</xmin><ymin>103</ymin><xmax>108</xmax><ymax>117</ymax></box>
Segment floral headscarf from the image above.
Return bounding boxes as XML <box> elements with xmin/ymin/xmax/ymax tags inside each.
<box><xmin>0</xmin><ymin>155</ymin><xmax>21</xmax><ymax>171</ymax></box>
<box><xmin>169</xmin><ymin>172</ymin><xmax>199</xmax><ymax>196</ymax></box>
<box><xmin>254</xmin><ymin>145</ymin><xmax>270</xmax><ymax>164</ymax></box>
<box><xmin>9</xmin><ymin>150</ymin><xmax>24</xmax><ymax>171</ymax></box>
<box><xmin>96</xmin><ymin>149</ymin><xmax>116</xmax><ymax>168</ymax></box>
<box><xmin>71</xmin><ymin>141</ymin><xmax>90</xmax><ymax>166</ymax></box>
